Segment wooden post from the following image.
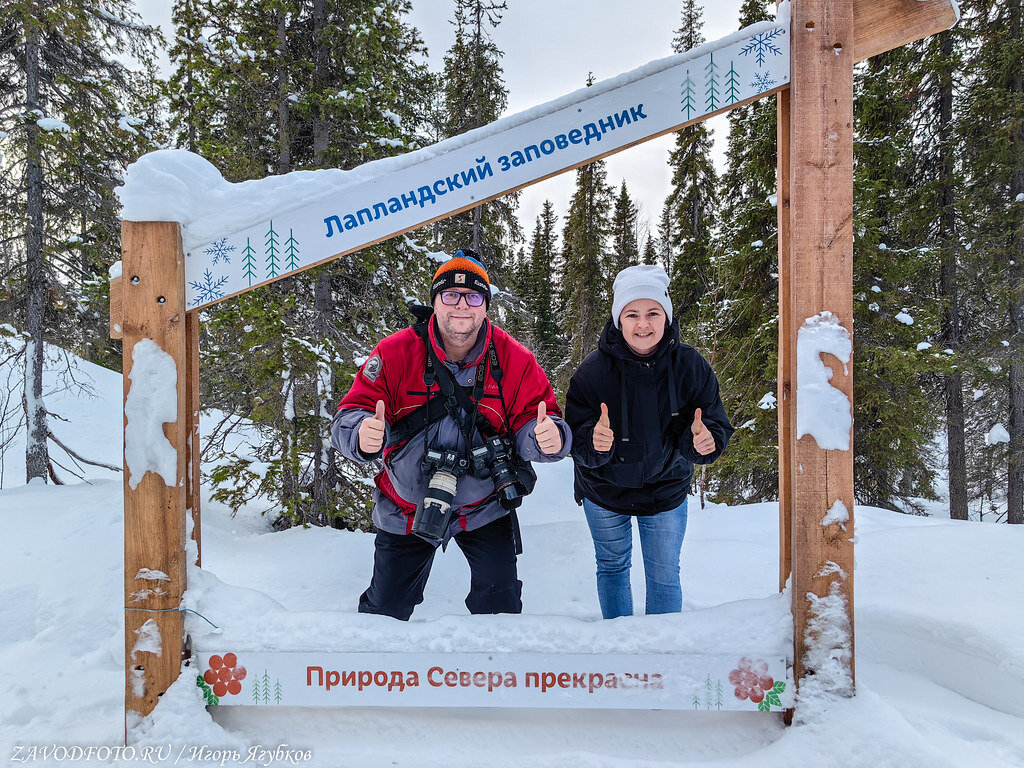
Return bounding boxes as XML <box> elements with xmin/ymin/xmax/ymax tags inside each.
<box><xmin>186</xmin><ymin>309</ymin><xmax>201</xmax><ymax>566</ymax></box>
<box><xmin>122</xmin><ymin>221</ymin><xmax>188</xmax><ymax>722</ymax></box>
<box><xmin>109</xmin><ymin>275</ymin><xmax>123</xmax><ymax>340</ymax></box>
<box><xmin>788</xmin><ymin>0</ymin><xmax>856</xmax><ymax>690</ymax></box>
<box><xmin>777</xmin><ymin>87</ymin><xmax>794</xmax><ymax>594</ymax></box>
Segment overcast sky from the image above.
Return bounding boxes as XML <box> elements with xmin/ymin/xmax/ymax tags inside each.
<box><xmin>136</xmin><ymin>0</ymin><xmax>752</xmax><ymax>247</ymax></box>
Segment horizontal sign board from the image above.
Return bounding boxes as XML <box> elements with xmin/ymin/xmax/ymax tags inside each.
<box><xmin>195</xmin><ymin>651</ymin><xmax>791</xmax><ymax>711</ymax></box>
<box><xmin>184</xmin><ymin>18</ymin><xmax>790</xmax><ymax>308</ymax></box>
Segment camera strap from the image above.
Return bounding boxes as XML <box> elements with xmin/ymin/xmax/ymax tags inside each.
<box><xmin>390</xmin><ymin>313</ymin><xmax>515</xmax><ymax>456</ymax></box>
<box><xmin>423</xmin><ymin>333</ymin><xmax>494</xmax><ymax>445</ymax></box>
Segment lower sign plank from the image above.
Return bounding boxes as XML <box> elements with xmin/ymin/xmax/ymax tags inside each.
<box><xmin>195</xmin><ymin>652</ymin><xmax>791</xmax><ymax>711</ymax></box>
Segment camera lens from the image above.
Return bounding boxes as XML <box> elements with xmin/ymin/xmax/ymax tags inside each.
<box><xmin>412</xmin><ymin>470</ymin><xmax>460</xmax><ymax>543</ymax></box>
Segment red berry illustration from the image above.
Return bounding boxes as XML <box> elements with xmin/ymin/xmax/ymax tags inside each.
<box><xmin>203</xmin><ymin>669</ymin><xmax>217</xmax><ymax>685</ymax></box>
<box><xmin>223</xmin><ymin>653</ymin><xmax>237</xmax><ymax>668</ymax></box>
<box><xmin>217</xmin><ymin>667</ymin><xmax>232</xmax><ymax>682</ymax></box>
<box><xmin>209</xmin><ymin>655</ymin><xmax>223</xmax><ymax>670</ymax></box>
<box><xmin>212</xmin><ymin>681</ymin><xmax>228</xmax><ymax>697</ymax></box>
<box><xmin>233</xmin><ymin>666</ymin><xmax>247</xmax><ymax>681</ymax></box>
<box><xmin>227</xmin><ymin>680</ymin><xmax>242</xmax><ymax>696</ymax></box>
<box><xmin>728</xmin><ymin>658</ymin><xmax>775</xmax><ymax>704</ymax></box>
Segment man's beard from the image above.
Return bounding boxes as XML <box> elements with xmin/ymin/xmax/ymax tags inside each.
<box><xmin>436</xmin><ymin>315</ymin><xmax>483</xmax><ymax>347</ymax></box>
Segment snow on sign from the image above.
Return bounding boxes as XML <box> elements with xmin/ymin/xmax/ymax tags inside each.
<box><xmin>195</xmin><ymin>651</ymin><xmax>791</xmax><ymax>712</ymax></box>
<box><xmin>166</xmin><ymin>12</ymin><xmax>790</xmax><ymax>308</ymax></box>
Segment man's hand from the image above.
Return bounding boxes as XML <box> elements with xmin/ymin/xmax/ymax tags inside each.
<box><xmin>691</xmin><ymin>407</ymin><xmax>715</xmax><ymax>456</ymax></box>
<box><xmin>592</xmin><ymin>402</ymin><xmax>614</xmax><ymax>452</ymax></box>
<box><xmin>533</xmin><ymin>401</ymin><xmax>562</xmax><ymax>455</ymax></box>
<box><xmin>358</xmin><ymin>400</ymin><xmax>387</xmax><ymax>454</ymax></box>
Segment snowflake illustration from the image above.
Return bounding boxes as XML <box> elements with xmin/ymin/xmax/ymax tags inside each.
<box><xmin>189</xmin><ymin>269</ymin><xmax>229</xmax><ymax>307</ymax></box>
<box><xmin>750</xmin><ymin>71</ymin><xmax>778</xmax><ymax>92</ymax></box>
<box><xmin>740</xmin><ymin>27</ymin><xmax>786</xmax><ymax>68</ymax></box>
<box><xmin>203</xmin><ymin>237</ymin><xmax>236</xmax><ymax>266</ymax></box>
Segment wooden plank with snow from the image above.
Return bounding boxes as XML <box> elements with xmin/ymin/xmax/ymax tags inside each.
<box><xmin>121</xmin><ymin>221</ymin><xmax>189</xmax><ymax>720</ymax></box>
<box><xmin>776</xmin><ymin>86</ymin><xmax>794</xmax><ymax>594</ymax></box>
<box><xmin>193</xmin><ymin>651</ymin><xmax>791</xmax><ymax>712</ymax></box>
<box><xmin>186</xmin><ymin>309</ymin><xmax>201</xmax><ymax>566</ymax></box>
<box><xmin>787</xmin><ymin>0</ymin><xmax>856</xmax><ymax>688</ymax></box>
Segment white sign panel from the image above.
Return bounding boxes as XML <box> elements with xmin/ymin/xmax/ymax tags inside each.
<box><xmin>195</xmin><ymin>651</ymin><xmax>791</xmax><ymax>712</ymax></box>
<box><xmin>185</xmin><ymin>18</ymin><xmax>790</xmax><ymax>308</ymax></box>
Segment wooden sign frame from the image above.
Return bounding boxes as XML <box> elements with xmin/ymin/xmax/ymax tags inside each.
<box><xmin>113</xmin><ymin>0</ymin><xmax>957</xmax><ymax>725</ymax></box>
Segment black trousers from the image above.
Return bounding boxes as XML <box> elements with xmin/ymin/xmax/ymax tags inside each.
<box><xmin>358</xmin><ymin>513</ymin><xmax>523</xmax><ymax>621</ymax></box>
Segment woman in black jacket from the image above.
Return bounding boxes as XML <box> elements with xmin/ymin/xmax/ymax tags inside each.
<box><xmin>565</xmin><ymin>264</ymin><xmax>734</xmax><ymax>619</ymax></box>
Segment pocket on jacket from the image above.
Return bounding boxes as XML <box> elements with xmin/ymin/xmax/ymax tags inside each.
<box><xmin>604</xmin><ymin>440</ymin><xmax>646</xmax><ymax>488</ymax></box>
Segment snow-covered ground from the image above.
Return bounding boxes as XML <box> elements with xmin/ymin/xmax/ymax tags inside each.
<box><xmin>2</xmin><ymin>350</ymin><xmax>1023</xmax><ymax>767</ymax></box>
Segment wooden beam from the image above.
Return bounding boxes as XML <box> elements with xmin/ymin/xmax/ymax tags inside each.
<box><xmin>186</xmin><ymin>309</ymin><xmax>201</xmax><ymax>566</ymax></box>
<box><xmin>788</xmin><ymin>0</ymin><xmax>856</xmax><ymax>692</ymax></box>
<box><xmin>109</xmin><ymin>275</ymin><xmax>123</xmax><ymax>340</ymax></box>
<box><xmin>853</xmin><ymin>0</ymin><xmax>959</xmax><ymax>63</ymax></box>
<box><xmin>122</xmin><ymin>221</ymin><xmax>188</xmax><ymax>722</ymax></box>
<box><xmin>777</xmin><ymin>87</ymin><xmax>794</xmax><ymax>594</ymax></box>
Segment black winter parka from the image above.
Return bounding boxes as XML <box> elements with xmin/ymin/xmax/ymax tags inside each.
<box><xmin>565</xmin><ymin>318</ymin><xmax>734</xmax><ymax>516</ymax></box>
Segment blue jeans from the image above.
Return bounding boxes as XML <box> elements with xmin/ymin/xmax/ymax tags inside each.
<box><xmin>582</xmin><ymin>497</ymin><xmax>688</xmax><ymax>619</ymax></box>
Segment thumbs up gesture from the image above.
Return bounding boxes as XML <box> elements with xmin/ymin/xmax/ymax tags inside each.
<box><xmin>592</xmin><ymin>402</ymin><xmax>614</xmax><ymax>452</ymax></box>
<box><xmin>691</xmin><ymin>407</ymin><xmax>715</xmax><ymax>456</ymax></box>
<box><xmin>533</xmin><ymin>400</ymin><xmax>562</xmax><ymax>455</ymax></box>
<box><xmin>358</xmin><ymin>400</ymin><xmax>387</xmax><ymax>454</ymax></box>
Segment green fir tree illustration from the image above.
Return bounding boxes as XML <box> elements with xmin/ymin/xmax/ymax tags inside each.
<box><xmin>265</xmin><ymin>221</ymin><xmax>280</xmax><ymax>279</ymax></box>
<box><xmin>725</xmin><ymin>61</ymin><xmax>741</xmax><ymax>104</ymax></box>
<box><xmin>705</xmin><ymin>52</ymin><xmax>720</xmax><ymax>111</ymax></box>
<box><xmin>275</xmin><ymin>679</ymin><xmax>283</xmax><ymax>704</ymax></box>
<box><xmin>262</xmin><ymin>670</ymin><xmax>272</xmax><ymax>704</ymax></box>
<box><xmin>691</xmin><ymin>695</ymin><xmax>701</xmax><ymax>710</ymax></box>
<box><xmin>715</xmin><ymin>679</ymin><xmax>724</xmax><ymax>709</ymax></box>
<box><xmin>284</xmin><ymin>228</ymin><xmax>300</xmax><ymax>272</ymax></box>
<box><xmin>681</xmin><ymin>70</ymin><xmax>697</xmax><ymax>119</ymax></box>
<box><xmin>242</xmin><ymin>237</ymin><xmax>258</xmax><ymax>287</ymax></box>
<box><xmin>704</xmin><ymin>674</ymin><xmax>714</xmax><ymax>711</ymax></box>
<box><xmin>252</xmin><ymin>677</ymin><xmax>261</xmax><ymax>704</ymax></box>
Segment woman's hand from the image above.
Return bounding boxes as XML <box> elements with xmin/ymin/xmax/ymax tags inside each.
<box><xmin>691</xmin><ymin>408</ymin><xmax>716</xmax><ymax>456</ymax></box>
<box><xmin>592</xmin><ymin>402</ymin><xmax>614</xmax><ymax>452</ymax></box>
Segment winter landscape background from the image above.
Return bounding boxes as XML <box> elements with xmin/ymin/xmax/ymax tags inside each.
<box><xmin>1</xmin><ymin>347</ymin><xmax>1023</xmax><ymax>766</ymax></box>
<box><xmin>2</xmin><ymin>0</ymin><xmax>1024</xmax><ymax>764</ymax></box>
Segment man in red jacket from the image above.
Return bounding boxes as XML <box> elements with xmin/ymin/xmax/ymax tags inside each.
<box><xmin>331</xmin><ymin>250</ymin><xmax>571</xmax><ymax>620</ymax></box>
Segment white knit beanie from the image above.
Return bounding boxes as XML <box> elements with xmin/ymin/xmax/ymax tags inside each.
<box><xmin>611</xmin><ymin>264</ymin><xmax>673</xmax><ymax>328</ymax></box>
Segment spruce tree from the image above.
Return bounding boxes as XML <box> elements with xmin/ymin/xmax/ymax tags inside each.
<box><xmin>908</xmin><ymin>21</ymin><xmax>971</xmax><ymax>519</ymax></box>
<box><xmin>665</xmin><ymin>0</ymin><xmax>719</xmax><ymax>335</ymax></box>
<box><xmin>609</xmin><ymin>181</ymin><xmax>640</xmax><ymax>287</ymax></box>
<box><xmin>437</xmin><ymin>0</ymin><xmax>521</xmax><ymax>274</ymax></box>
<box><xmin>527</xmin><ymin>200</ymin><xmax>565</xmax><ymax>374</ymax></box>
<box><xmin>0</xmin><ymin>0</ymin><xmax>164</xmax><ymax>482</ymax></box>
<box><xmin>173</xmin><ymin>0</ymin><xmax>435</xmax><ymax>528</ymax></box>
<box><xmin>958</xmin><ymin>0</ymin><xmax>1024</xmax><ymax>524</ymax></box>
<box><xmin>852</xmin><ymin>48</ymin><xmax>941</xmax><ymax>513</ymax></box>
<box><xmin>560</xmin><ymin>149</ymin><xmax>614</xmax><ymax>386</ymax></box>
<box><xmin>704</xmin><ymin>0</ymin><xmax>780</xmax><ymax>504</ymax></box>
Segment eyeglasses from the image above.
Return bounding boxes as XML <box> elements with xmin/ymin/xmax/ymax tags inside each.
<box><xmin>439</xmin><ymin>290</ymin><xmax>485</xmax><ymax>307</ymax></box>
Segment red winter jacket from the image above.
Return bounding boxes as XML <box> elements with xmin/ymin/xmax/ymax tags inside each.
<box><xmin>331</xmin><ymin>317</ymin><xmax>570</xmax><ymax>539</ymax></box>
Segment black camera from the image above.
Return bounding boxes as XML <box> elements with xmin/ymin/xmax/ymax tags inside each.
<box><xmin>412</xmin><ymin>449</ymin><xmax>468</xmax><ymax>544</ymax></box>
<box><xmin>470</xmin><ymin>435</ymin><xmax>526</xmax><ymax>511</ymax></box>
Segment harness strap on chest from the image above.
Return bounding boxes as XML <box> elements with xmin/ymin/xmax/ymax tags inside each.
<box><xmin>388</xmin><ymin>318</ymin><xmax>505</xmax><ymax>448</ymax></box>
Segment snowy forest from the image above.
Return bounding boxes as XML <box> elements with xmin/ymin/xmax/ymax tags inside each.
<box><xmin>0</xmin><ymin>0</ymin><xmax>1021</xmax><ymax>529</ymax></box>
